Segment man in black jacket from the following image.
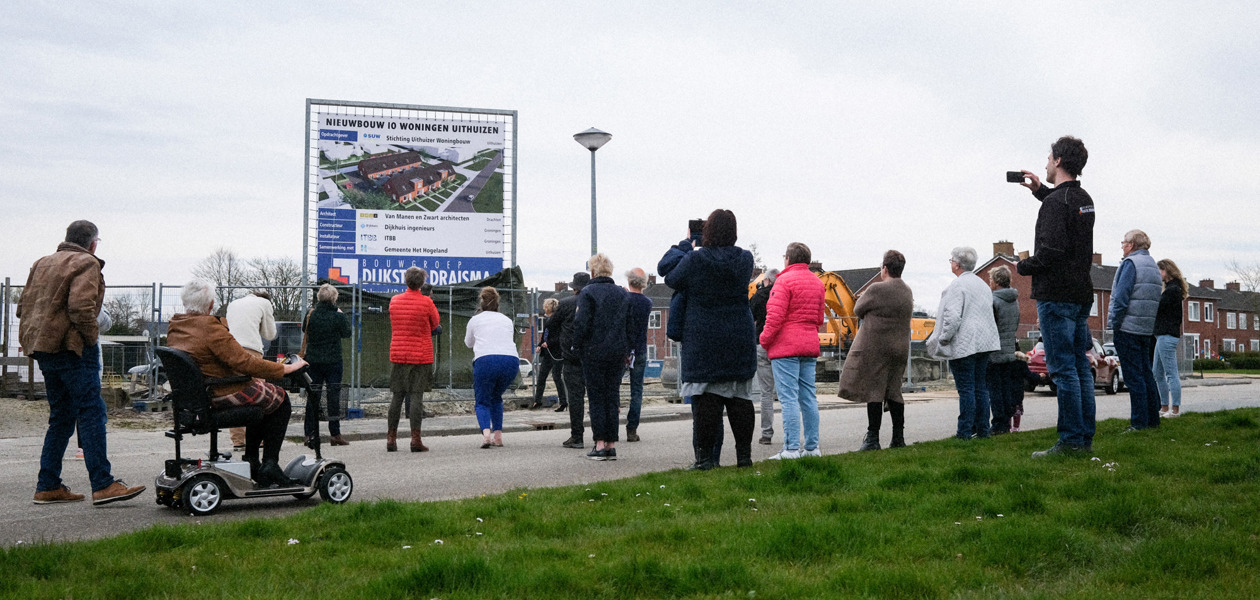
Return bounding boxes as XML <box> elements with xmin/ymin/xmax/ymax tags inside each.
<box><xmin>551</xmin><ymin>272</ymin><xmax>590</xmax><ymax>448</ymax></box>
<box><xmin>750</xmin><ymin>269</ymin><xmax>779</xmax><ymax>444</ymax></box>
<box><xmin>1015</xmin><ymin>136</ymin><xmax>1097</xmax><ymax>457</ymax></box>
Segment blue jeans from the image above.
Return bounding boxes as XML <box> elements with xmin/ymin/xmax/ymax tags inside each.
<box><xmin>584</xmin><ymin>359</ymin><xmax>623</xmax><ymax>442</ymax></box>
<box><xmin>949</xmin><ymin>352</ymin><xmax>991</xmax><ymax>439</ymax></box>
<box><xmin>771</xmin><ymin>356</ymin><xmax>819</xmax><ymax>452</ymax></box>
<box><xmin>624</xmin><ymin>355</ymin><xmax>646</xmax><ymax>432</ymax></box>
<box><xmin>1037</xmin><ymin>301</ymin><xmax>1096</xmax><ymax>447</ymax></box>
<box><xmin>1153</xmin><ymin>334</ymin><xmax>1182</xmax><ymax>407</ymax></box>
<box><xmin>1115</xmin><ymin>331</ymin><xmax>1161</xmax><ymax>429</ymax></box>
<box><xmin>33</xmin><ymin>345</ymin><xmax>115</xmax><ymax>493</ymax></box>
<box><xmin>473</xmin><ymin>355</ymin><xmax>517</xmax><ymax>431</ymax></box>
<box><xmin>304</xmin><ymin>361</ymin><xmax>343</xmax><ymax>439</ymax></box>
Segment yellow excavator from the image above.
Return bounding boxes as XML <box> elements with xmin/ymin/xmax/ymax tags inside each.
<box><xmin>750</xmin><ymin>266</ymin><xmax>935</xmax><ymax>380</ymax></box>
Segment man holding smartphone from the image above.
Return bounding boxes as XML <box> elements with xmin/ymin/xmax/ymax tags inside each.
<box><xmin>1014</xmin><ymin>136</ymin><xmax>1097</xmax><ymax>457</ymax></box>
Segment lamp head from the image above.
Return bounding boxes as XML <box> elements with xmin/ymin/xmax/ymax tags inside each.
<box><xmin>573</xmin><ymin>127</ymin><xmax>612</xmax><ymax>151</ymax></box>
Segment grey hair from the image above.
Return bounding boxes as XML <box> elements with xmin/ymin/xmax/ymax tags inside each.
<box><xmin>1124</xmin><ymin>229</ymin><xmax>1151</xmax><ymax>251</ymax></box>
<box><xmin>588</xmin><ymin>253</ymin><xmax>613</xmax><ymax>278</ymax></box>
<box><xmin>950</xmin><ymin>246</ymin><xmax>978</xmax><ymax>272</ymax></box>
<box><xmin>317</xmin><ymin>283</ymin><xmax>339</xmax><ymax>304</ymax></box>
<box><xmin>625</xmin><ymin>269</ymin><xmax>647</xmax><ymax>290</ymax></box>
<box><xmin>182</xmin><ymin>279</ymin><xmax>216</xmax><ymax>315</ymax></box>
<box><xmin>763</xmin><ymin>268</ymin><xmax>780</xmax><ymax>284</ymax></box>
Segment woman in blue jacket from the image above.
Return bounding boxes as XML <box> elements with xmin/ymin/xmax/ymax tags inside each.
<box><xmin>571</xmin><ymin>253</ymin><xmax>633</xmax><ymax>461</ymax></box>
<box><xmin>657</xmin><ymin>209</ymin><xmax>757</xmax><ymax>469</ymax></box>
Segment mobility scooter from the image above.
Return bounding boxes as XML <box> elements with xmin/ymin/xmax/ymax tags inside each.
<box><xmin>152</xmin><ymin>347</ymin><xmax>353</xmax><ymax>516</ymax></box>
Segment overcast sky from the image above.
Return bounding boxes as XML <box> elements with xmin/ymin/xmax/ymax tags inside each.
<box><xmin>3</xmin><ymin>2</ymin><xmax>1258</xmax><ymax>308</ymax></box>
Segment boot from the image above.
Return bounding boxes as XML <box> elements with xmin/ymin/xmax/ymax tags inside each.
<box><xmin>736</xmin><ymin>445</ymin><xmax>752</xmax><ymax>468</ymax></box>
<box><xmin>890</xmin><ymin>428</ymin><xmax>906</xmax><ymax>448</ymax></box>
<box><xmin>858</xmin><ymin>431</ymin><xmax>881</xmax><ymax>451</ymax></box>
<box><xmin>257</xmin><ymin>460</ymin><xmax>296</xmax><ymax>488</ymax></box>
<box><xmin>329</xmin><ymin>435</ymin><xmax>350</xmax><ymax>446</ymax></box>
<box><xmin>626</xmin><ymin>428</ymin><xmax>640</xmax><ymax>443</ymax></box>
<box><xmin>410</xmin><ymin>429</ymin><xmax>428</xmax><ymax>452</ymax></box>
<box><xmin>386</xmin><ymin>429</ymin><xmax>398</xmax><ymax>452</ymax></box>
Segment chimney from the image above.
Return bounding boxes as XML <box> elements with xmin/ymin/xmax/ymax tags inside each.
<box><xmin>1200</xmin><ymin>279</ymin><xmax>1215</xmax><ymax>289</ymax></box>
<box><xmin>809</xmin><ymin>261</ymin><xmax>823</xmax><ymax>273</ymax></box>
<box><xmin>1092</xmin><ymin>253</ymin><xmax>1102</xmax><ymax>265</ymax></box>
<box><xmin>554</xmin><ymin>281</ymin><xmax>567</xmax><ymax>292</ymax></box>
<box><xmin>1226</xmin><ymin>281</ymin><xmax>1241</xmax><ymax>291</ymax></box>
<box><xmin>1018</xmin><ymin>250</ymin><xmax>1030</xmax><ymax>260</ymax></box>
<box><xmin>993</xmin><ymin>240</ymin><xmax>1015</xmax><ymax>258</ymax></box>
<box><xmin>648</xmin><ymin>274</ymin><xmax>657</xmax><ymax>285</ymax></box>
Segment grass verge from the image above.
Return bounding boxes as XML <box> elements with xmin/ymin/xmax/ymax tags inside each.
<box><xmin>3</xmin><ymin>410</ymin><xmax>1259</xmax><ymax>599</ymax></box>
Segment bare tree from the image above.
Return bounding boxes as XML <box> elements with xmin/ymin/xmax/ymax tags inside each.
<box><xmin>192</xmin><ymin>247</ymin><xmax>248</xmax><ymax>311</ymax></box>
<box><xmin>1226</xmin><ymin>258</ymin><xmax>1260</xmax><ymax>292</ymax></box>
<box><xmin>246</xmin><ymin>256</ymin><xmax>304</xmax><ymax>321</ymax></box>
<box><xmin>102</xmin><ymin>291</ymin><xmax>152</xmax><ymax>335</ymax></box>
<box><xmin>748</xmin><ymin>242</ymin><xmax>768</xmax><ymax>274</ymax></box>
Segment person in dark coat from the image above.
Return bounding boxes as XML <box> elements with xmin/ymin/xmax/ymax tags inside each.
<box><xmin>1153</xmin><ymin>259</ymin><xmax>1187</xmax><ymax>417</ymax></box>
<box><xmin>529</xmin><ymin>298</ymin><xmax>566</xmax><ymax>410</ymax></box>
<box><xmin>552</xmin><ymin>272</ymin><xmax>590</xmax><ymax>448</ymax></box>
<box><xmin>839</xmin><ymin>250</ymin><xmax>914</xmax><ymax>451</ymax></box>
<box><xmin>571</xmin><ymin>253</ymin><xmax>634</xmax><ymax>461</ymax></box>
<box><xmin>302</xmin><ymin>283</ymin><xmax>353</xmax><ymax>447</ymax></box>
<box><xmin>986</xmin><ymin>266</ymin><xmax>1021</xmax><ymax>435</ymax></box>
<box><xmin>657</xmin><ymin>209</ymin><xmax>757</xmax><ymax>470</ymax></box>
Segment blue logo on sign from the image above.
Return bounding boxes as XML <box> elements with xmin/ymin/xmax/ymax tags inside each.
<box><xmin>320</xmin><ymin>129</ymin><xmax>358</xmax><ymax>142</ymax></box>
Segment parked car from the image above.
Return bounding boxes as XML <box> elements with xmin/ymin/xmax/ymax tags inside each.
<box><xmin>1026</xmin><ymin>338</ymin><xmax>1123</xmax><ymax>394</ymax></box>
<box><xmin>1101</xmin><ymin>342</ymin><xmax>1126</xmax><ymax>391</ymax></box>
<box><xmin>518</xmin><ymin>357</ymin><xmax>534</xmax><ymax>379</ymax></box>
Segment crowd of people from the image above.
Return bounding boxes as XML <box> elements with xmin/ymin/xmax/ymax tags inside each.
<box><xmin>21</xmin><ymin>135</ymin><xmax>1197</xmax><ymax>506</ymax></box>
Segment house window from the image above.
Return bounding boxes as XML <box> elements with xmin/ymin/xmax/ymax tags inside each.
<box><xmin>1205</xmin><ymin>339</ymin><xmax>1212</xmax><ymax>357</ymax></box>
<box><xmin>1241</xmin><ymin>313</ymin><xmax>1248</xmax><ymax>330</ymax></box>
<box><xmin>1090</xmin><ymin>293</ymin><xmax>1099</xmax><ymax>317</ymax></box>
<box><xmin>1188</xmin><ymin>301</ymin><xmax>1200</xmax><ymax>322</ymax></box>
<box><xmin>646</xmin><ymin>345</ymin><xmax>657</xmax><ymax>360</ymax></box>
<box><xmin>1224</xmin><ymin>339</ymin><xmax>1236</xmax><ymax>352</ymax></box>
<box><xmin>648</xmin><ymin>311</ymin><xmax>662</xmax><ymax>329</ymax></box>
<box><xmin>1255</xmin><ymin>316</ymin><xmax>1259</xmax><ymax>331</ymax></box>
<box><xmin>1252</xmin><ymin>340</ymin><xmax>1259</xmax><ymax>352</ymax></box>
<box><xmin>1228</xmin><ymin>312</ymin><xmax>1237</xmax><ymax>329</ymax></box>
<box><xmin>669</xmin><ymin>341</ymin><xmax>680</xmax><ymax>358</ymax></box>
<box><xmin>1206</xmin><ymin>302</ymin><xmax>1215</xmax><ymax>322</ymax></box>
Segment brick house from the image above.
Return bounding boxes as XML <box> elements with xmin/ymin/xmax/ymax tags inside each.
<box><xmin>974</xmin><ymin>241</ymin><xmax>1260</xmax><ymax>357</ymax></box>
<box><xmin>356</xmin><ymin>151</ymin><xmax>425</xmax><ymax>181</ymax></box>
<box><xmin>382</xmin><ymin>162</ymin><xmax>456</xmax><ymax>204</ymax></box>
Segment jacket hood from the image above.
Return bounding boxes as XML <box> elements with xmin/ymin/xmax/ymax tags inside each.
<box><xmin>993</xmin><ymin>287</ymin><xmax>1019</xmax><ymax>303</ymax></box>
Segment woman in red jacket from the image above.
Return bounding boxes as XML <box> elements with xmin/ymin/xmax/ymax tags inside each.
<box><xmin>387</xmin><ymin>267</ymin><xmax>442</xmax><ymax>452</ymax></box>
<box><xmin>759</xmin><ymin>243</ymin><xmax>825</xmax><ymax>460</ymax></box>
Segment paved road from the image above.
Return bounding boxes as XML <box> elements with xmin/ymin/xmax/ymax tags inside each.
<box><xmin>2</xmin><ymin>381</ymin><xmax>1255</xmax><ymax>547</ymax></box>
<box><xmin>441</xmin><ymin>150</ymin><xmax>503</xmax><ymax>213</ymax></box>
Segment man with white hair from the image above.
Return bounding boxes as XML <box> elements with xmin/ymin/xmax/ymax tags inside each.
<box><xmin>167</xmin><ymin>280</ymin><xmax>308</xmax><ymax>487</ymax></box>
<box><xmin>623</xmin><ymin>267</ymin><xmax>653</xmax><ymax>442</ymax></box>
<box><xmin>20</xmin><ymin>220</ymin><xmax>147</xmax><ymax>505</ymax></box>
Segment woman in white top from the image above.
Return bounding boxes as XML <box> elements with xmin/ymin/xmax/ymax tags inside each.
<box><xmin>464</xmin><ymin>287</ymin><xmax>519</xmax><ymax>448</ymax></box>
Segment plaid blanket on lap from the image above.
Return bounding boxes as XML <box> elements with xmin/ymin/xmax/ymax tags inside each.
<box><xmin>212</xmin><ymin>379</ymin><xmax>287</xmax><ymax>414</ymax></box>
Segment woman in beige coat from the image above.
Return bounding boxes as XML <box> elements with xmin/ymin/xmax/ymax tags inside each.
<box><xmin>839</xmin><ymin>250</ymin><xmax>914</xmax><ymax>451</ymax></box>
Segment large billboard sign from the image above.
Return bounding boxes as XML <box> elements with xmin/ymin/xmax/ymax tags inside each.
<box><xmin>305</xmin><ymin>101</ymin><xmax>515</xmax><ymax>292</ymax></box>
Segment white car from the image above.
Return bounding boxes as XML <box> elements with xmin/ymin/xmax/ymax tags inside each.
<box><xmin>518</xmin><ymin>357</ymin><xmax>534</xmax><ymax>379</ymax></box>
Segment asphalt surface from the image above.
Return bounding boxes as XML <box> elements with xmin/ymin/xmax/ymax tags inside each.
<box><xmin>2</xmin><ymin>379</ymin><xmax>1256</xmax><ymax>547</ymax></box>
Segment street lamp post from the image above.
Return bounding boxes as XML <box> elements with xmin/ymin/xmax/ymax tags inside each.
<box><xmin>573</xmin><ymin>127</ymin><xmax>612</xmax><ymax>257</ymax></box>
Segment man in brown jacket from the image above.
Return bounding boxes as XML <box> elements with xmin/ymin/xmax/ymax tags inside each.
<box><xmin>19</xmin><ymin>220</ymin><xmax>146</xmax><ymax>506</ymax></box>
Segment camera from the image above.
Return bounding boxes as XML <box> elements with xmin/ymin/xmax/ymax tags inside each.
<box><xmin>688</xmin><ymin>219</ymin><xmax>705</xmax><ymax>243</ymax></box>
<box><xmin>1006</xmin><ymin>171</ymin><xmax>1026</xmax><ymax>183</ymax></box>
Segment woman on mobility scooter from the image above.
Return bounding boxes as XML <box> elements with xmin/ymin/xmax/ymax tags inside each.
<box><xmin>166</xmin><ymin>280</ymin><xmax>308</xmax><ymax>487</ymax></box>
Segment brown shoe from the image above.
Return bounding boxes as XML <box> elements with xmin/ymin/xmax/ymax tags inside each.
<box><xmin>626</xmin><ymin>429</ymin><xmax>640</xmax><ymax>443</ymax></box>
<box><xmin>330</xmin><ymin>435</ymin><xmax>350</xmax><ymax>446</ymax></box>
<box><xmin>33</xmin><ymin>485</ymin><xmax>85</xmax><ymax>504</ymax></box>
<box><xmin>92</xmin><ymin>480</ymin><xmax>146</xmax><ymax>506</ymax></box>
<box><xmin>386</xmin><ymin>429</ymin><xmax>398</xmax><ymax>452</ymax></box>
<box><xmin>410</xmin><ymin>429</ymin><xmax>428</xmax><ymax>452</ymax></box>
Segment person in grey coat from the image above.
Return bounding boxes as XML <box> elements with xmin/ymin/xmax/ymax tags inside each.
<box><xmin>1109</xmin><ymin>229</ymin><xmax>1163</xmax><ymax>431</ymax></box>
<box><xmin>986</xmin><ymin>266</ymin><xmax>1021</xmax><ymax>434</ymax></box>
<box><xmin>926</xmin><ymin>246</ymin><xmax>1001</xmax><ymax>439</ymax></box>
<box><xmin>839</xmin><ymin>250</ymin><xmax>914</xmax><ymax>451</ymax></box>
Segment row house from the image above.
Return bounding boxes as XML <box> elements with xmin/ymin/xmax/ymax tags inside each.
<box><xmin>975</xmin><ymin>241</ymin><xmax>1260</xmax><ymax>357</ymax></box>
<box><xmin>382</xmin><ymin>162</ymin><xmax>456</xmax><ymax>204</ymax></box>
<box><xmin>356</xmin><ymin>151</ymin><xmax>425</xmax><ymax>181</ymax></box>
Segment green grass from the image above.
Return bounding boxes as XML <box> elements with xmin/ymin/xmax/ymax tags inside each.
<box><xmin>5</xmin><ymin>410</ymin><xmax>1260</xmax><ymax>599</ymax></box>
<box><xmin>472</xmin><ymin>172</ymin><xmax>504</xmax><ymax>213</ymax></box>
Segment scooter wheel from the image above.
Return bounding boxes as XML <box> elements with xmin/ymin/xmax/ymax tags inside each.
<box><xmin>318</xmin><ymin>466</ymin><xmax>353</xmax><ymax>504</ymax></box>
<box><xmin>184</xmin><ymin>475</ymin><xmax>224</xmax><ymax>517</ymax></box>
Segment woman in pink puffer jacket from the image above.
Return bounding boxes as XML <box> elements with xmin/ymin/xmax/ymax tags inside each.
<box><xmin>759</xmin><ymin>242</ymin><xmax>825</xmax><ymax>459</ymax></box>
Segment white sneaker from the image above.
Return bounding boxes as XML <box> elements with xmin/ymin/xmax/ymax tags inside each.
<box><xmin>1159</xmin><ymin>411</ymin><xmax>1170</xmax><ymax>418</ymax></box>
<box><xmin>768</xmin><ymin>450</ymin><xmax>802</xmax><ymax>460</ymax></box>
<box><xmin>801</xmin><ymin>448</ymin><xmax>822</xmax><ymax>457</ymax></box>
<box><xmin>1166</xmin><ymin>411</ymin><xmax>1179</xmax><ymax>418</ymax></box>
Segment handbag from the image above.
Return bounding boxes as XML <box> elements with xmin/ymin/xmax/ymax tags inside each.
<box><xmin>298</xmin><ymin>309</ymin><xmax>313</xmax><ymax>358</ymax></box>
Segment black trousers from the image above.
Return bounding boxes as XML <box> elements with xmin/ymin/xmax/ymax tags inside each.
<box><xmin>693</xmin><ymin>392</ymin><xmax>754</xmax><ymax>465</ymax></box>
<box><xmin>561</xmin><ymin>357</ymin><xmax>586</xmax><ymax>439</ymax></box>
<box><xmin>245</xmin><ymin>398</ymin><xmax>292</xmax><ymax>464</ymax></box>
<box><xmin>867</xmin><ymin>401</ymin><xmax>905</xmax><ymax>432</ymax></box>
<box><xmin>533</xmin><ymin>352</ymin><xmax>567</xmax><ymax>406</ymax></box>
